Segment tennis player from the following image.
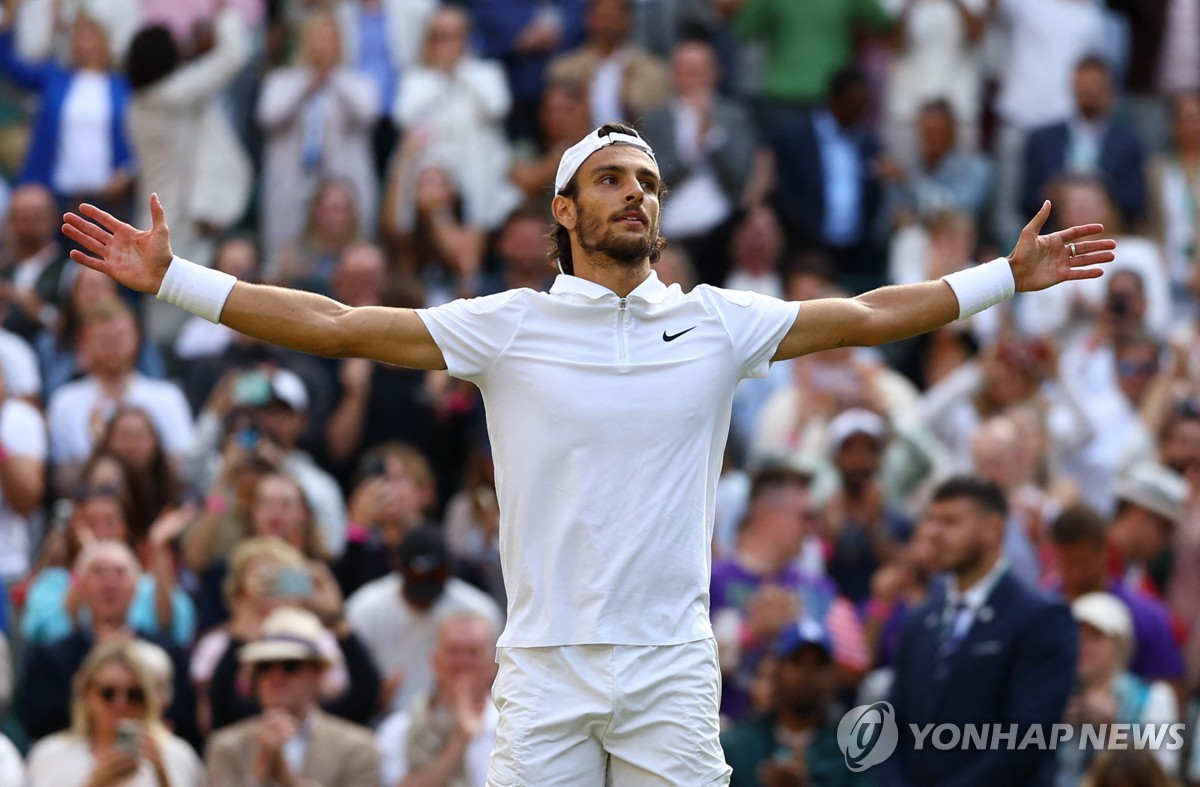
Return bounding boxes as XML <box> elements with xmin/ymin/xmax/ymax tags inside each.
<box><xmin>63</xmin><ymin>123</ymin><xmax>1114</xmax><ymax>786</ymax></box>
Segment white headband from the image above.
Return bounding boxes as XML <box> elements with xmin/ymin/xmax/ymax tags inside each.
<box><xmin>554</xmin><ymin>128</ymin><xmax>656</xmax><ymax>193</ymax></box>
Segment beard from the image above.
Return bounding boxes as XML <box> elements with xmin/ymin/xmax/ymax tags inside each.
<box><xmin>575</xmin><ymin>202</ymin><xmax>659</xmax><ymax>265</ymax></box>
<box><xmin>941</xmin><ymin>539</ymin><xmax>987</xmax><ymax>578</ymax></box>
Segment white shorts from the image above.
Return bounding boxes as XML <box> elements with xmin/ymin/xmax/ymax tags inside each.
<box><xmin>487</xmin><ymin>638</ymin><xmax>731</xmax><ymax>787</ymax></box>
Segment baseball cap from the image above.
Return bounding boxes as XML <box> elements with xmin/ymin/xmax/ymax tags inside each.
<box><xmin>826</xmin><ymin>408</ymin><xmax>889</xmax><ymax>453</ymax></box>
<box><xmin>239</xmin><ymin>606</ymin><xmax>331</xmax><ymax>665</ymax></box>
<box><xmin>398</xmin><ymin>526</ymin><xmax>450</xmax><ymax>606</ymax></box>
<box><xmin>1115</xmin><ymin>461</ymin><xmax>1188</xmax><ymax>526</ymax></box>
<box><xmin>267</xmin><ymin>369</ymin><xmax>309</xmax><ymax>411</ymax></box>
<box><xmin>774</xmin><ymin>617</ymin><xmax>833</xmax><ymax>660</ymax></box>
<box><xmin>230</xmin><ymin>368</ymin><xmax>309</xmax><ymax>411</ymax></box>
<box><xmin>555</xmin><ymin>126</ymin><xmax>656</xmax><ymax>194</ymax></box>
<box><xmin>399</xmin><ymin>526</ymin><xmax>449</xmax><ymax>573</ymax></box>
<box><xmin>1071</xmin><ymin>592</ymin><xmax>1133</xmax><ymax>644</ymax></box>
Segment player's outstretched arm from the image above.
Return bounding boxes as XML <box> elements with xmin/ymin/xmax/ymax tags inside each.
<box><xmin>62</xmin><ymin>195</ymin><xmax>447</xmax><ymax>370</ymax></box>
<box><xmin>772</xmin><ymin>201</ymin><xmax>1117</xmax><ymax>362</ymax></box>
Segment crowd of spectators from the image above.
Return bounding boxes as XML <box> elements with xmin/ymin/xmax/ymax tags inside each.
<box><xmin>0</xmin><ymin>0</ymin><xmax>1197</xmax><ymax>785</ymax></box>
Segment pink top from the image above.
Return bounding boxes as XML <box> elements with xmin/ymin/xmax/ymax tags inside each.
<box><xmin>139</xmin><ymin>0</ymin><xmax>265</xmax><ymax>40</ymax></box>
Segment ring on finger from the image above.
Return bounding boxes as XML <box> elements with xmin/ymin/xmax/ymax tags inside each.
<box><xmin>1068</xmin><ymin>242</ymin><xmax>1077</xmax><ymax>258</ymax></box>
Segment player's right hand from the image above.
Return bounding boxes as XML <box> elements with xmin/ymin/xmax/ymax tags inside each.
<box><xmin>62</xmin><ymin>194</ymin><xmax>175</xmax><ymax>295</ymax></box>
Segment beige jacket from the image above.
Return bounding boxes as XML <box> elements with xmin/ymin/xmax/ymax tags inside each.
<box><xmin>205</xmin><ymin>710</ymin><xmax>381</xmax><ymax>787</ymax></box>
<box><xmin>547</xmin><ymin>44</ymin><xmax>670</xmax><ymax>123</ymax></box>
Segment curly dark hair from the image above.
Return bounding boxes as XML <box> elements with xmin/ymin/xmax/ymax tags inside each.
<box><xmin>126</xmin><ymin>26</ymin><xmax>179</xmax><ymax>90</ymax></box>
<box><xmin>549</xmin><ymin>122</ymin><xmax>668</xmax><ymax>275</ymax></box>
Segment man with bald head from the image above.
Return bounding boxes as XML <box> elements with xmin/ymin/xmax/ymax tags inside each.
<box><xmin>2</xmin><ymin>183</ymin><xmax>70</xmax><ymax>337</ymax></box>
<box><xmin>67</xmin><ymin>118</ymin><xmax>1113</xmax><ymax>783</ymax></box>
<box><xmin>375</xmin><ymin>612</ymin><xmax>500</xmax><ymax>786</ymax></box>
<box><xmin>19</xmin><ymin>540</ymin><xmax>195</xmax><ymax>743</ymax></box>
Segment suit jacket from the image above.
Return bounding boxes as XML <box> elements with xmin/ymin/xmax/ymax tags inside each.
<box><xmin>888</xmin><ymin>570</ymin><xmax>1078</xmax><ymax>787</ymax></box>
<box><xmin>0</xmin><ymin>31</ymin><xmax>133</xmax><ymax>194</ymax></box>
<box><xmin>546</xmin><ymin>43</ymin><xmax>670</xmax><ymax>123</ymax></box>
<box><xmin>1021</xmin><ymin>119</ymin><xmax>1146</xmax><ymax>224</ymax></box>
<box><xmin>771</xmin><ymin>110</ymin><xmax>883</xmax><ymax>261</ymax></box>
<box><xmin>205</xmin><ymin>710</ymin><xmax>381</xmax><ymax>787</ymax></box>
<box><xmin>637</xmin><ymin>97</ymin><xmax>758</xmax><ymax>208</ymax></box>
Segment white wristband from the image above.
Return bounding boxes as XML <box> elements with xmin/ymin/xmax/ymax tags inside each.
<box><xmin>941</xmin><ymin>257</ymin><xmax>1016</xmax><ymax>320</ymax></box>
<box><xmin>156</xmin><ymin>255</ymin><xmax>237</xmax><ymax>324</ymax></box>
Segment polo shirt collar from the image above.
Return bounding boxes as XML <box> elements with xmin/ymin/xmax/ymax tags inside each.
<box><xmin>550</xmin><ymin>270</ymin><xmax>669</xmax><ymax>304</ymax></box>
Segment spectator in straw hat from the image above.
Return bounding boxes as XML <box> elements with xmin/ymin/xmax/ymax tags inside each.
<box><xmin>1107</xmin><ymin>462</ymin><xmax>1189</xmax><ymax>598</ymax></box>
<box><xmin>204</xmin><ymin>605</ymin><xmax>381</xmax><ymax>787</ymax></box>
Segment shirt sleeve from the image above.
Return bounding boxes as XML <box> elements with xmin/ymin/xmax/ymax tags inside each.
<box><xmin>696</xmin><ymin>286</ymin><xmax>800</xmax><ymax>380</ymax></box>
<box><xmin>1</xmin><ymin>334</ymin><xmax>41</xmax><ymax>398</ymax></box>
<box><xmin>417</xmin><ymin>291</ymin><xmax>527</xmax><ymax>382</ymax></box>
<box><xmin>1</xmin><ymin>399</ymin><xmax>46</xmax><ymax>459</ymax></box>
<box><xmin>375</xmin><ymin>711</ymin><xmax>412</xmax><ymax>786</ymax></box>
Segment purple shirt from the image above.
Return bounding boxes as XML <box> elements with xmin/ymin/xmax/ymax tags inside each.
<box><xmin>1049</xmin><ymin>576</ymin><xmax>1185</xmax><ymax>681</ymax></box>
<box><xmin>710</xmin><ymin>558</ymin><xmax>842</xmax><ymax>721</ymax></box>
<box><xmin>1108</xmin><ymin>580</ymin><xmax>1184</xmax><ymax>682</ymax></box>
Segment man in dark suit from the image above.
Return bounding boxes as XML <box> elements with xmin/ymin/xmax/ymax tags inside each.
<box><xmin>1021</xmin><ymin>56</ymin><xmax>1146</xmax><ymax>226</ymax></box>
<box><xmin>889</xmin><ymin>476</ymin><xmax>1077</xmax><ymax>787</ymax></box>
<box><xmin>771</xmin><ymin>67</ymin><xmax>884</xmax><ymax>293</ymax></box>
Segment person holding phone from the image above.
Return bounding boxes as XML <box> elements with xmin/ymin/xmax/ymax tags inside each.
<box><xmin>24</xmin><ymin>639</ymin><xmax>202</xmax><ymax>787</ymax></box>
<box><xmin>202</xmin><ymin>537</ymin><xmax>382</xmax><ymax>732</ymax></box>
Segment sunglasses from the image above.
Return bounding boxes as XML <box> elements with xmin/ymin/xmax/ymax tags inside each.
<box><xmin>253</xmin><ymin>659</ymin><xmax>306</xmax><ymax>675</ymax></box>
<box><xmin>74</xmin><ymin>482</ymin><xmax>125</xmax><ymax>502</ymax></box>
<box><xmin>94</xmin><ymin>684</ymin><xmax>145</xmax><ymax>705</ymax></box>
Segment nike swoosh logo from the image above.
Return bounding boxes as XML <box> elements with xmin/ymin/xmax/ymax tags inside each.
<box><xmin>662</xmin><ymin>326</ymin><xmax>697</xmax><ymax>342</ymax></box>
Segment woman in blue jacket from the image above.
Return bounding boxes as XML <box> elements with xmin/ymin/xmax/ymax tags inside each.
<box><xmin>0</xmin><ymin>12</ymin><xmax>134</xmax><ymax>212</ymax></box>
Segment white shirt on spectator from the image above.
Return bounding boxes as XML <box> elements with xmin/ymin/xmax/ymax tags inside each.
<box><xmin>52</xmin><ymin>70</ymin><xmax>113</xmax><ymax>195</ymax></box>
<box><xmin>173</xmin><ymin>316</ymin><xmax>235</xmax><ymax>361</ymax></box>
<box><xmin>46</xmin><ymin>374</ymin><xmax>195</xmax><ymax>465</ymax></box>
<box><xmin>659</xmin><ymin>100</ymin><xmax>733</xmax><ymax>239</ymax></box>
<box><xmin>0</xmin><ymin>398</ymin><xmax>45</xmax><ymax>582</ymax></box>
<box><xmin>589</xmin><ymin>50</ymin><xmax>627</xmax><ymax>128</ymax></box>
<box><xmin>345</xmin><ymin>574</ymin><xmax>502</xmax><ymax>714</ymax></box>
<box><xmin>392</xmin><ymin>56</ymin><xmax>520</xmax><ymax>232</ymax></box>
<box><xmin>881</xmin><ymin>0</ymin><xmax>987</xmax><ymax>126</ymax></box>
<box><xmin>0</xmin><ymin>734</ymin><xmax>22</xmax><ymax>787</ymax></box>
<box><xmin>24</xmin><ymin>731</ymin><xmax>202</xmax><ymax>787</ymax></box>
<box><xmin>376</xmin><ymin>693</ymin><xmax>498</xmax><ymax>787</ymax></box>
<box><xmin>992</xmin><ymin>0</ymin><xmax>1106</xmax><ymax>129</ymax></box>
<box><xmin>0</xmin><ymin>328</ymin><xmax>41</xmax><ymax>399</ymax></box>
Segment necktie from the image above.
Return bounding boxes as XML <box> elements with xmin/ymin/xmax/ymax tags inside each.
<box><xmin>933</xmin><ymin>600</ymin><xmax>970</xmax><ymax>683</ymax></box>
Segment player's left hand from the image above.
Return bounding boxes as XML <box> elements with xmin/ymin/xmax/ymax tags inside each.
<box><xmin>1007</xmin><ymin>200</ymin><xmax>1115</xmax><ymax>293</ymax></box>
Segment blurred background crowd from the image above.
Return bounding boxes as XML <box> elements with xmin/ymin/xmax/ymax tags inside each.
<box><xmin>0</xmin><ymin>0</ymin><xmax>1195</xmax><ymax>784</ymax></box>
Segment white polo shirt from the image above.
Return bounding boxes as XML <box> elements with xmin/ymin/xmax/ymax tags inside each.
<box><xmin>418</xmin><ymin>271</ymin><xmax>799</xmax><ymax>648</ymax></box>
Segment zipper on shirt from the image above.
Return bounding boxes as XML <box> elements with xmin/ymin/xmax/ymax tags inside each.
<box><xmin>617</xmin><ymin>297</ymin><xmax>629</xmax><ymax>364</ymax></box>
